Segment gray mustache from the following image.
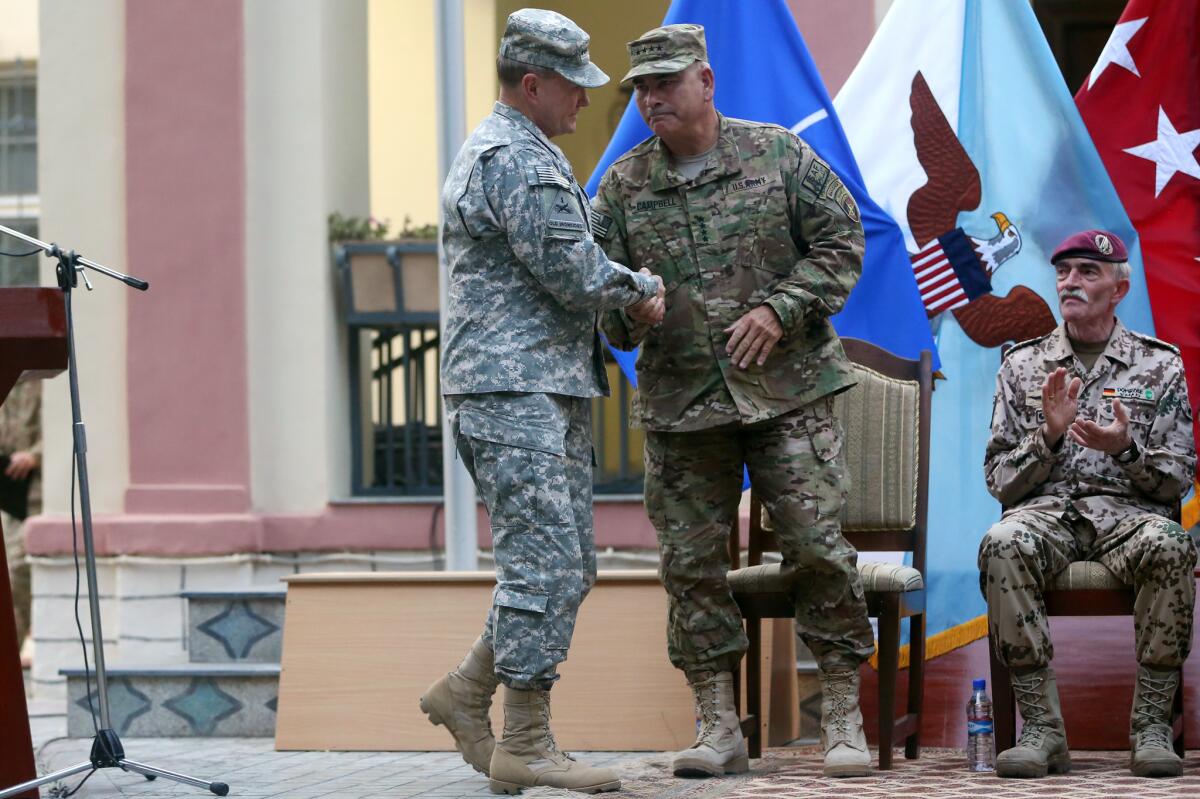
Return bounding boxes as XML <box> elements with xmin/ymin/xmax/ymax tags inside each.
<box><xmin>1059</xmin><ymin>288</ymin><xmax>1088</xmax><ymax>302</ymax></box>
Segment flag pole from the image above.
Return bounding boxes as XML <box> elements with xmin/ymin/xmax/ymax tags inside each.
<box><xmin>435</xmin><ymin>0</ymin><xmax>478</xmax><ymax>571</ymax></box>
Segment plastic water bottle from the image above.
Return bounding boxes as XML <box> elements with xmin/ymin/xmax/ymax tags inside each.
<box><xmin>966</xmin><ymin>678</ymin><xmax>995</xmax><ymax>772</ymax></box>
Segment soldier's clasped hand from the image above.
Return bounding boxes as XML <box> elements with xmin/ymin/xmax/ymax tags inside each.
<box><xmin>627</xmin><ymin>269</ymin><xmax>666</xmax><ymax>325</ymax></box>
<box><xmin>1068</xmin><ymin>398</ymin><xmax>1133</xmax><ymax>455</ymax></box>
<box><xmin>724</xmin><ymin>305</ymin><xmax>783</xmax><ymax>369</ymax></box>
<box><xmin>1040</xmin><ymin>366</ymin><xmax>1081</xmax><ymax>448</ymax></box>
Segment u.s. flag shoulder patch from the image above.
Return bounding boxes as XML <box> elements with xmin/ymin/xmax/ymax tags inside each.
<box><xmin>589</xmin><ymin>209</ymin><xmax>613</xmax><ymax>239</ymax></box>
<box><xmin>527</xmin><ymin>164</ymin><xmax>572</xmax><ymax>190</ymax></box>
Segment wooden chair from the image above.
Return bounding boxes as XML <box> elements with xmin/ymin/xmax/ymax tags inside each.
<box><xmin>727</xmin><ymin>338</ymin><xmax>933</xmax><ymax>769</ymax></box>
<box><xmin>988</xmin><ymin>544</ymin><xmax>1186</xmax><ymax>756</ymax></box>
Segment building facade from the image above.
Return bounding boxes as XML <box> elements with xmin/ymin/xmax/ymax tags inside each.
<box><xmin>20</xmin><ymin>0</ymin><xmax>889</xmax><ymax>705</ymax></box>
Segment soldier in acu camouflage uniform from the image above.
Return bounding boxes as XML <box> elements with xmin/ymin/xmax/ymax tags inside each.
<box><xmin>418</xmin><ymin>9</ymin><xmax>663</xmax><ymax>795</ymax></box>
<box><xmin>592</xmin><ymin>25</ymin><xmax>874</xmax><ymax>779</ymax></box>
<box><xmin>979</xmin><ymin>230</ymin><xmax>1196</xmax><ymax>780</ymax></box>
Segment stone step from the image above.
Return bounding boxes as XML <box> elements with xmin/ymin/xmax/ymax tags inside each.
<box><xmin>62</xmin><ymin>663</ymin><xmax>279</xmax><ymax>738</ymax></box>
<box><xmin>183</xmin><ymin>589</ymin><xmax>286</xmax><ymax>664</ymax></box>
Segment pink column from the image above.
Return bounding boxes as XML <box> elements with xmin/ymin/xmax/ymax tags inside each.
<box><xmin>123</xmin><ymin>0</ymin><xmax>250</xmax><ymax>515</ymax></box>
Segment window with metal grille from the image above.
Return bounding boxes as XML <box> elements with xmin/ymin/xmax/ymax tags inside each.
<box><xmin>0</xmin><ymin>62</ymin><xmax>38</xmax><ymax>287</ymax></box>
<box><xmin>0</xmin><ymin>63</ymin><xmax>36</xmax><ymax>196</ymax></box>
<box><xmin>336</xmin><ymin>241</ymin><xmax>644</xmax><ymax>497</ymax></box>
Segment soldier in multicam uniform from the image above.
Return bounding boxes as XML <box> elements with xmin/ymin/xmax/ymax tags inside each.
<box><xmin>419</xmin><ymin>9</ymin><xmax>663</xmax><ymax>795</ymax></box>
<box><xmin>593</xmin><ymin>25</ymin><xmax>875</xmax><ymax>779</ymax></box>
<box><xmin>979</xmin><ymin>230</ymin><xmax>1196</xmax><ymax>779</ymax></box>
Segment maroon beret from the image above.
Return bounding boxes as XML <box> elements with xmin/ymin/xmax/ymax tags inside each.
<box><xmin>1050</xmin><ymin>229</ymin><xmax>1128</xmax><ymax>264</ymax></box>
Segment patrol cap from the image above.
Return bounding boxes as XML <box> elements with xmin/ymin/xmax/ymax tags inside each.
<box><xmin>622</xmin><ymin>24</ymin><xmax>708</xmax><ymax>84</ymax></box>
<box><xmin>499</xmin><ymin>9</ymin><xmax>609</xmax><ymax>89</ymax></box>
<box><xmin>1049</xmin><ymin>229</ymin><xmax>1128</xmax><ymax>265</ymax></box>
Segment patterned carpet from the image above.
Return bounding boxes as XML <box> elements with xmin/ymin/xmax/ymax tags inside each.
<box><xmin>524</xmin><ymin>747</ymin><xmax>1200</xmax><ymax>799</ymax></box>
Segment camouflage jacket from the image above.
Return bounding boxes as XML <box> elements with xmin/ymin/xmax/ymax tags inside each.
<box><xmin>440</xmin><ymin>102</ymin><xmax>658</xmax><ymax>398</ymax></box>
<box><xmin>0</xmin><ymin>378</ymin><xmax>41</xmax><ymax>509</ymax></box>
<box><xmin>985</xmin><ymin>320</ymin><xmax>1196</xmax><ymax>537</ymax></box>
<box><xmin>593</xmin><ymin>114</ymin><xmax>864</xmax><ymax>431</ymax></box>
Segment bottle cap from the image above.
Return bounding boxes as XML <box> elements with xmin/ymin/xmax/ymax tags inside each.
<box><xmin>973</xmin><ymin>678</ymin><xmax>986</xmax><ymax>690</ymax></box>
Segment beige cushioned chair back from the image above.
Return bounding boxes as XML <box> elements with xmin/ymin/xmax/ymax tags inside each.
<box><xmin>833</xmin><ymin>362</ymin><xmax>920</xmax><ymax>532</ymax></box>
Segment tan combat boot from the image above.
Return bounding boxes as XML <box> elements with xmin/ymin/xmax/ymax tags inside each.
<box><xmin>995</xmin><ymin>667</ymin><xmax>1070</xmax><ymax>778</ymax></box>
<box><xmin>419</xmin><ymin>636</ymin><xmax>500</xmax><ymax>775</ymax></box>
<box><xmin>1130</xmin><ymin>665</ymin><xmax>1182</xmax><ymax>778</ymax></box>
<box><xmin>488</xmin><ymin>686</ymin><xmax>621</xmax><ymax>795</ymax></box>
<box><xmin>672</xmin><ymin>671</ymin><xmax>750</xmax><ymax>777</ymax></box>
<box><xmin>820</xmin><ymin>668</ymin><xmax>872</xmax><ymax>777</ymax></box>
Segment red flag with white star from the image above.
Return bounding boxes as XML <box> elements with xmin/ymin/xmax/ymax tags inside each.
<box><xmin>1076</xmin><ymin>0</ymin><xmax>1200</xmax><ymax>519</ymax></box>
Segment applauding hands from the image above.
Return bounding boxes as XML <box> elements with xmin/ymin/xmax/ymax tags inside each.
<box><xmin>1040</xmin><ymin>367</ymin><xmax>1081</xmax><ymax>448</ymax></box>
<box><xmin>1040</xmin><ymin>366</ymin><xmax>1132</xmax><ymax>455</ymax></box>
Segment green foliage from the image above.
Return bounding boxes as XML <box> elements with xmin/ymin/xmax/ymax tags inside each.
<box><xmin>396</xmin><ymin>216</ymin><xmax>439</xmax><ymax>240</ymax></box>
<box><xmin>328</xmin><ymin>213</ymin><xmax>439</xmax><ymax>243</ymax></box>
<box><xmin>328</xmin><ymin>212</ymin><xmax>390</xmax><ymax>242</ymax></box>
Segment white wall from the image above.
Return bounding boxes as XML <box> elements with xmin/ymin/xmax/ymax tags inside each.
<box><xmin>37</xmin><ymin>0</ymin><xmax>129</xmax><ymax>515</ymax></box>
<box><xmin>245</xmin><ymin>0</ymin><xmax>369</xmax><ymax>512</ymax></box>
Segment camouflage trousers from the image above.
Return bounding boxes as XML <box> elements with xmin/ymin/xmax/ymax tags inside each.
<box><xmin>978</xmin><ymin>508</ymin><xmax>1196</xmax><ymax>669</ymax></box>
<box><xmin>447</xmin><ymin>392</ymin><xmax>596</xmax><ymax>691</ymax></box>
<box><xmin>644</xmin><ymin>397</ymin><xmax>875</xmax><ymax>675</ymax></box>
<box><xmin>2</xmin><ymin>511</ymin><xmax>30</xmax><ymax>647</ymax></box>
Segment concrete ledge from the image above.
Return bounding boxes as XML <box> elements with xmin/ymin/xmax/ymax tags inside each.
<box><xmin>181</xmin><ymin>589</ymin><xmax>287</xmax><ymax>599</ymax></box>
<box><xmin>61</xmin><ymin>664</ymin><xmax>281</xmax><ymax>678</ymax></box>
<box><xmin>24</xmin><ymin>499</ymin><xmax>664</xmax><ymax>556</ymax></box>
<box><xmin>282</xmin><ymin>569</ymin><xmax>662</xmax><ymax>585</ymax></box>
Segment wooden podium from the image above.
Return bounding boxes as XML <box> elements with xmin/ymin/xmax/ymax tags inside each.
<box><xmin>0</xmin><ymin>288</ymin><xmax>67</xmax><ymax>797</ymax></box>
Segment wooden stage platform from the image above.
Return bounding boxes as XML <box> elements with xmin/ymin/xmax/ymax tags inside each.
<box><xmin>272</xmin><ymin>569</ymin><xmax>1199</xmax><ymax>753</ymax></box>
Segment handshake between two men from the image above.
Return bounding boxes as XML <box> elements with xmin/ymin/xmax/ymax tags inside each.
<box><xmin>623</xmin><ymin>267</ymin><xmax>786</xmax><ymax>371</ymax></box>
<box><xmin>626</xmin><ymin>267</ymin><xmax>665</xmax><ymax>325</ymax></box>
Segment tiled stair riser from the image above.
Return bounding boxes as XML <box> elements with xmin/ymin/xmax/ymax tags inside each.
<box><xmin>64</xmin><ymin>670</ymin><xmax>279</xmax><ymax>737</ymax></box>
<box><xmin>186</xmin><ymin>592</ymin><xmax>286</xmax><ymax>663</ymax></box>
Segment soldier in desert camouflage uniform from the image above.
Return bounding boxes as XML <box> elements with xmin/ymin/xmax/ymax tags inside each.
<box><xmin>418</xmin><ymin>9</ymin><xmax>664</xmax><ymax>795</ymax></box>
<box><xmin>592</xmin><ymin>24</ymin><xmax>874</xmax><ymax>779</ymax></box>
<box><xmin>979</xmin><ymin>230</ymin><xmax>1196</xmax><ymax>779</ymax></box>
<box><xmin>1</xmin><ymin>378</ymin><xmax>41</xmax><ymax>663</ymax></box>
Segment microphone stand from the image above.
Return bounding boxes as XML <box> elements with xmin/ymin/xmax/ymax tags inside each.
<box><xmin>0</xmin><ymin>223</ymin><xmax>229</xmax><ymax>797</ymax></box>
